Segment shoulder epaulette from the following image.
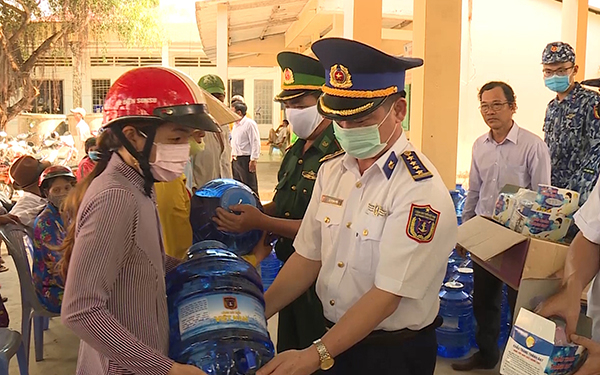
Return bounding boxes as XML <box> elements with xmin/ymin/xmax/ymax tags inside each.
<box><xmin>319</xmin><ymin>149</ymin><xmax>345</xmax><ymax>163</ymax></box>
<box><xmin>400</xmin><ymin>151</ymin><xmax>433</xmax><ymax>181</ymax></box>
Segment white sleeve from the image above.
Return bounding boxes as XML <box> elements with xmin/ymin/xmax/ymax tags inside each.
<box><xmin>575</xmin><ymin>178</ymin><xmax>600</xmax><ymax>244</ymax></box>
<box><xmin>250</xmin><ymin>121</ymin><xmax>261</xmax><ymax>161</ymax></box>
<box><xmin>375</xmin><ymin>179</ymin><xmax>457</xmax><ymax>300</ymax></box>
<box><xmin>293</xmin><ymin>166</ymin><xmax>324</xmax><ymax>261</ymax></box>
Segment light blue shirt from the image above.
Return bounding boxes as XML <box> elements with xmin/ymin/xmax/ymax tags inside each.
<box><xmin>463</xmin><ymin>122</ymin><xmax>551</xmax><ymax>221</ymax></box>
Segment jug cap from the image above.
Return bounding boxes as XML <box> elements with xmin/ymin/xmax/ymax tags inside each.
<box><xmin>444</xmin><ymin>281</ymin><xmax>464</xmax><ymax>289</ymax></box>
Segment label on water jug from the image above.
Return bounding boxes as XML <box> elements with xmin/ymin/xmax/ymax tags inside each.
<box><xmin>178</xmin><ymin>293</ymin><xmax>268</xmax><ymax>341</ymax></box>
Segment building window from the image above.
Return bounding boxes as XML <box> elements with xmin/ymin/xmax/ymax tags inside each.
<box><xmin>228</xmin><ymin>79</ymin><xmax>244</xmax><ymax>104</ymax></box>
<box><xmin>32</xmin><ymin>80</ymin><xmax>63</xmax><ymax>114</ymax></box>
<box><xmin>92</xmin><ymin>79</ymin><xmax>111</xmax><ymax>113</ymax></box>
<box><xmin>253</xmin><ymin>80</ymin><xmax>273</xmax><ymax>125</ymax></box>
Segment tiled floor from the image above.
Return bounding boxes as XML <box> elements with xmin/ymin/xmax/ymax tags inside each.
<box><xmin>0</xmin><ymin>148</ymin><xmax>500</xmax><ymax>374</ymax></box>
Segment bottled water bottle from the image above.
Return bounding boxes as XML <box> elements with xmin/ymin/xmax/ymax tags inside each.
<box><xmin>260</xmin><ymin>250</ymin><xmax>283</xmax><ymax>292</ymax></box>
<box><xmin>444</xmin><ymin>249</ymin><xmax>463</xmax><ymax>283</ymax></box>
<box><xmin>498</xmin><ymin>284</ymin><xmax>512</xmax><ymax>348</ymax></box>
<box><xmin>190</xmin><ymin>179</ymin><xmax>263</xmax><ymax>256</ymax></box>
<box><xmin>436</xmin><ymin>281</ymin><xmax>474</xmax><ymax>358</ymax></box>
<box><xmin>452</xmin><ymin>268</ymin><xmax>474</xmax><ymax>296</ymax></box>
<box><xmin>166</xmin><ymin>241</ymin><xmax>275</xmax><ymax>374</ymax></box>
<box><xmin>450</xmin><ymin>184</ymin><xmax>467</xmax><ymax>225</ymax></box>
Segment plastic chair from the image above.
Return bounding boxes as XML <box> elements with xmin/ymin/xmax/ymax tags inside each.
<box><xmin>0</xmin><ymin>224</ymin><xmax>60</xmax><ymax>364</ymax></box>
<box><xmin>0</xmin><ymin>328</ymin><xmax>28</xmax><ymax>375</ymax></box>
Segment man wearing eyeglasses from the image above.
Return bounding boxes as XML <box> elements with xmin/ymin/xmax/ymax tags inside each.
<box><xmin>543</xmin><ymin>41</ymin><xmax>600</xmax><ymax>205</ymax></box>
<box><xmin>453</xmin><ymin>81</ymin><xmax>551</xmax><ymax>371</ymax></box>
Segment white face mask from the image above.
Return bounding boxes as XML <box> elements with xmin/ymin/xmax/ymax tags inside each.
<box><xmin>150</xmin><ymin>143</ymin><xmax>190</xmax><ymax>182</ymax></box>
<box><xmin>286</xmin><ymin>105</ymin><xmax>323</xmax><ymax>140</ymax></box>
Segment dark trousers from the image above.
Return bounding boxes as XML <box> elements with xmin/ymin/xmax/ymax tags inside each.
<box><xmin>232</xmin><ymin>156</ymin><xmax>259</xmax><ymax>196</ymax></box>
<box><xmin>329</xmin><ymin>326</ymin><xmax>438</xmax><ymax>375</ymax></box>
<box><xmin>277</xmin><ymin>284</ymin><xmax>327</xmax><ymax>353</ymax></box>
<box><xmin>473</xmin><ymin>263</ymin><xmax>518</xmax><ymax>365</ymax></box>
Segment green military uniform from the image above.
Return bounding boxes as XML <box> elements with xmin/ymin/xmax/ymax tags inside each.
<box><xmin>272</xmin><ymin>52</ymin><xmax>343</xmax><ymax>354</ymax></box>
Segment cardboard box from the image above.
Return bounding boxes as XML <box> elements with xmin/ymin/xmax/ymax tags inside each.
<box><xmin>457</xmin><ymin>216</ymin><xmax>569</xmax><ymax>292</ymax></box>
<box><xmin>457</xmin><ymin>216</ymin><xmax>593</xmax><ymax>325</ymax></box>
<box><xmin>500</xmin><ymin>308</ymin><xmax>587</xmax><ymax>375</ymax></box>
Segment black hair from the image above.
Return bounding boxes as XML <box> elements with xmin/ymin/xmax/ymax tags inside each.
<box><xmin>233</xmin><ymin>102</ymin><xmax>248</xmax><ymax>116</ymax></box>
<box><xmin>282</xmin><ymin>120</ymin><xmax>289</xmax><ymax>125</ymax></box>
<box><xmin>84</xmin><ymin>137</ymin><xmax>97</xmax><ymax>154</ymax></box>
<box><xmin>478</xmin><ymin>81</ymin><xmax>517</xmax><ymax>105</ymax></box>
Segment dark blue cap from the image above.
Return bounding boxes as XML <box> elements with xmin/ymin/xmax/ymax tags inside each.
<box><xmin>311</xmin><ymin>38</ymin><xmax>423</xmax><ymax>120</ymax></box>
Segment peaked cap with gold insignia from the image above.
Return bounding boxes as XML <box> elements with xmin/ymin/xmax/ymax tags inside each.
<box><xmin>311</xmin><ymin>38</ymin><xmax>423</xmax><ymax>121</ymax></box>
<box><xmin>274</xmin><ymin>52</ymin><xmax>326</xmax><ymax>102</ymax></box>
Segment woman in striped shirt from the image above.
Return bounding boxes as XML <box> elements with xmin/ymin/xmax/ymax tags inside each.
<box><xmin>59</xmin><ymin>67</ymin><xmax>225</xmax><ymax>375</ymax></box>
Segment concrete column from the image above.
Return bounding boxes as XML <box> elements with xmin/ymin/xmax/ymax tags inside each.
<box><xmin>411</xmin><ymin>0</ymin><xmax>462</xmax><ymax>189</ymax></box>
<box><xmin>343</xmin><ymin>0</ymin><xmax>382</xmax><ymax>48</ymax></box>
<box><xmin>217</xmin><ymin>3</ymin><xmax>229</xmax><ymax>90</ymax></box>
<box><xmin>562</xmin><ymin>0</ymin><xmax>588</xmax><ymax>81</ymax></box>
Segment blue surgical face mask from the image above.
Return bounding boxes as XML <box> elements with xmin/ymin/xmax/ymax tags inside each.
<box><xmin>544</xmin><ymin>75</ymin><xmax>571</xmax><ymax>93</ymax></box>
<box><xmin>333</xmin><ymin>106</ymin><xmax>396</xmax><ymax>160</ymax></box>
<box><xmin>88</xmin><ymin>151</ymin><xmax>102</xmax><ymax>162</ymax></box>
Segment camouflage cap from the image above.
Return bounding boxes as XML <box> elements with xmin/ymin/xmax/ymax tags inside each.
<box><xmin>198</xmin><ymin>74</ymin><xmax>225</xmax><ymax>95</ymax></box>
<box><xmin>542</xmin><ymin>42</ymin><xmax>576</xmax><ymax>65</ymax></box>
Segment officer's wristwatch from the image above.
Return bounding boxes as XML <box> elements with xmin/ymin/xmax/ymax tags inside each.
<box><xmin>313</xmin><ymin>339</ymin><xmax>334</xmax><ymax>371</ymax></box>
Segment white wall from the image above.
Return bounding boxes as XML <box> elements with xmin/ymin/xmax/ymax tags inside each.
<box><xmin>457</xmin><ymin>0</ymin><xmax>600</xmax><ymax>186</ymax></box>
<box><xmin>25</xmin><ymin>49</ymin><xmax>281</xmax><ymax>138</ymax></box>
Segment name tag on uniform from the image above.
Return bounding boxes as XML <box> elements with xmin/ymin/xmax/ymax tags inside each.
<box><xmin>321</xmin><ymin>195</ymin><xmax>344</xmax><ymax>206</ymax></box>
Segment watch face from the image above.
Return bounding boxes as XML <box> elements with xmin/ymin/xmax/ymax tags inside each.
<box><xmin>321</xmin><ymin>357</ymin><xmax>335</xmax><ymax>371</ymax></box>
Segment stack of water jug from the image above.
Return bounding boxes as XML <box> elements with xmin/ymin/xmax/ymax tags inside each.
<box><xmin>168</xmin><ymin>179</ymin><xmax>284</xmax><ymax>374</ymax></box>
<box><xmin>436</xmin><ymin>185</ymin><xmax>512</xmax><ymax>359</ymax></box>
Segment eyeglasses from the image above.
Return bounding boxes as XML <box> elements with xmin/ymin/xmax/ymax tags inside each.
<box><xmin>542</xmin><ymin>65</ymin><xmax>575</xmax><ymax>77</ymax></box>
<box><xmin>480</xmin><ymin>102</ymin><xmax>510</xmax><ymax>113</ymax></box>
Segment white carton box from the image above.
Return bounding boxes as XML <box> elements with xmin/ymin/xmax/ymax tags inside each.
<box><xmin>500</xmin><ymin>309</ymin><xmax>587</xmax><ymax>375</ymax></box>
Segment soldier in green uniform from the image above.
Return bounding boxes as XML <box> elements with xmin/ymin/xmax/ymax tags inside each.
<box><xmin>213</xmin><ymin>52</ymin><xmax>342</xmax><ymax>356</ymax></box>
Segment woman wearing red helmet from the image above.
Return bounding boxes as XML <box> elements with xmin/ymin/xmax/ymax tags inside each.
<box><xmin>58</xmin><ymin>67</ymin><xmax>236</xmax><ymax>375</ymax></box>
<box><xmin>32</xmin><ymin>165</ymin><xmax>76</xmax><ymax>313</ymax></box>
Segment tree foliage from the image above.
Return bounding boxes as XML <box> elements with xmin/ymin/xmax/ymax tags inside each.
<box><xmin>0</xmin><ymin>0</ymin><xmax>162</xmax><ymax>128</ymax></box>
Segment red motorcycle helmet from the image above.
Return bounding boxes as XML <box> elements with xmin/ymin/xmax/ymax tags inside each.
<box><xmin>101</xmin><ymin>66</ymin><xmax>232</xmax><ymax>196</ymax></box>
<box><xmin>102</xmin><ymin>66</ymin><xmax>221</xmax><ymax>132</ymax></box>
<box><xmin>39</xmin><ymin>165</ymin><xmax>76</xmax><ymax>198</ymax></box>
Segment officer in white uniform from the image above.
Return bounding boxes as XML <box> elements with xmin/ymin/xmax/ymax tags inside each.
<box><xmin>257</xmin><ymin>38</ymin><xmax>457</xmax><ymax>375</ymax></box>
<box><xmin>539</xmin><ymin>178</ymin><xmax>600</xmax><ymax>374</ymax></box>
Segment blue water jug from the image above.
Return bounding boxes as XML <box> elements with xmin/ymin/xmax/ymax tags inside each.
<box><xmin>260</xmin><ymin>250</ymin><xmax>283</xmax><ymax>292</ymax></box>
<box><xmin>498</xmin><ymin>284</ymin><xmax>512</xmax><ymax>348</ymax></box>
<box><xmin>452</xmin><ymin>267</ymin><xmax>474</xmax><ymax>295</ymax></box>
<box><xmin>436</xmin><ymin>281</ymin><xmax>473</xmax><ymax>359</ymax></box>
<box><xmin>459</xmin><ymin>253</ymin><xmax>472</xmax><ymax>269</ymax></box>
<box><xmin>444</xmin><ymin>249</ymin><xmax>463</xmax><ymax>283</ymax></box>
<box><xmin>190</xmin><ymin>179</ymin><xmax>263</xmax><ymax>256</ymax></box>
<box><xmin>450</xmin><ymin>184</ymin><xmax>467</xmax><ymax>225</ymax></box>
<box><xmin>166</xmin><ymin>241</ymin><xmax>275</xmax><ymax>374</ymax></box>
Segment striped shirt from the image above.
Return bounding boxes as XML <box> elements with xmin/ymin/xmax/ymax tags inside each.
<box><xmin>61</xmin><ymin>153</ymin><xmax>180</xmax><ymax>375</ymax></box>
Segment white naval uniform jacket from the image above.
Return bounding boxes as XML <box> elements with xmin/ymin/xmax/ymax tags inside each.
<box><xmin>573</xmin><ymin>178</ymin><xmax>600</xmax><ymax>341</ymax></box>
<box><xmin>294</xmin><ymin>132</ymin><xmax>457</xmax><ymax>332</ymax></box>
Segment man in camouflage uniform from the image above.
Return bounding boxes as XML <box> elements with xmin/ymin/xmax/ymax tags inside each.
<box><xmin>213</xmin><ymin>52</ymin><xmax>341</xmax><ymax>358</ymax></box>
<box><xmin>542</xmin><ymin>41</ymin><xmax>600</xmax><ymax>204</ymax></box>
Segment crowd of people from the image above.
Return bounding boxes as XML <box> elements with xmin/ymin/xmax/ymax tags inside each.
<box><xmin>0</xmin><ymin>37</ymin><xmax>598</xmax><ymax>375</ymax></box>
